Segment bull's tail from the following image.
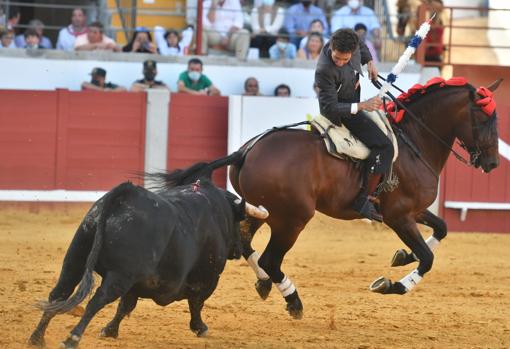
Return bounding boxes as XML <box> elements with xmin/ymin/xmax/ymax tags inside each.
<box><xmin>146</xmin><ymin>151</ymin><xmax>245</xmax><ymax>189</ymax></box>
<box><xmin>38</xmin><ymin>182</ymin><xmax>134</xmax><ymax>314</ymax></box>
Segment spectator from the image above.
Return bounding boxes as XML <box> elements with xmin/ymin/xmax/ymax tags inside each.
<box><xmin>299</xmin><ymin>18</ymin><xmax>329</xmax><ymax>50</ymax></box>
<box><xmin>0</xmin><ymin>29</ymin><xmax>15</xmax><ymax>48</ymax></box>
<box><xmin>81</xmin><ymin>67</ymin><xmax>126</xmax><ymax>91</ymax></box>
<box><xmin>284</xmin><ymin>0</ymin><xmax>329</xmax><ymax>47</ymax></box>
<box><xmin>269</xmin><ymin>28</ymin><xmax>297</xmax><ymax>60</ymax></box>
<box><xmin>56</xmin><ymin>7</ymin><xmax>88</xmax><ymax>51</ymax></box>
<box><xmin>297</xmin><ymin>31</ymin><xmax>324</xmax><ymax>61</ymax></box>
<box><xmin>177</xmin><ymin>58</ymin><xmax>221</xmax><ymax>96</ymax></box>
<box><xmin>243</xmin><ymin>77</ymin><xmax>262</xmax><ymax>96</ymax></box>
<box><xmin>23</xmin><ymin>29</ymin><xmax>43</xmax><ymax>49</ymax></box>
<box><xmin>131</xmin><ymin>60</ymin><xmax>169</xmax><ymax>91</ymax></box>
<box><xmin>274</xmin><ymin>84</ymin><xmax>291</xmax><ymax>97</ymax></box>
<box><xmin>201</xmin><ymin>0</ymin><xmax>250</xmax><ymax>60</ymax></box>
<box><xmin>15</xmin><ymin>19</ymin><xmax>52</xmax><ymax>49</ymax></box>
<box><xmin>423</xmin><ymin>0</ymin><xmax>445</xmax><ymax>63</ymax></box>
<box><xmin>250</xmin><ymin>0</ymin><xmax>285</xmax><ymax>58</ymax></box>
<box><xmin>331</xmin><ymin>0</ymin><xmax>381</xmax><ymax>54</ymax></box>
<box><xmin>154</xmin><ymin>26</ymin><xmax>193</xmax><ymax>56</ymax></box>
<box><xmin>75</xmin><ymin>21</ymin><xmax>120</xmax><ymax>52</ymax></box>
<box><xmin>122</xmin><ymin>27</ymin><xmax>157</xmax><ymax>53</ymax></box>
<box><xmin>4</xmin><ymin>6</ymin><xmax>20</xmax><ymax>30</ymax></box>
<box><xmin>354</xmin><ymin>22</ymin><xmax>378</xmax><ymax>63</ymax></box>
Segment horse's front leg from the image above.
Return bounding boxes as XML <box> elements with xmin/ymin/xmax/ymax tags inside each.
<box><xmin>370</xmin><ymin>218</ymin><xmax>434</xmax><ymax>295</ymax></box>
<box><xmin>390</xmin><ymin>210</ymin><xmax>447</xmax><ymax>267</ymax></box>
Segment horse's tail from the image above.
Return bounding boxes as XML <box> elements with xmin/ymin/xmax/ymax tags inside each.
<box><xmin>37</xmin><ymin>182</ymin><xmax>134</xmax><ymax>314</ymax></box>
<box><xmin>146</xmin><ymin>151</ymin><xmax>245</xmax><ymax>189</ymax></box>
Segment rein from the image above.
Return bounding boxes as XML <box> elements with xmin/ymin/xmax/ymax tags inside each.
<box><xmin>373</xmin><ymin>77</ymin><xmax>476</xmax><ymax>175</ymax></box>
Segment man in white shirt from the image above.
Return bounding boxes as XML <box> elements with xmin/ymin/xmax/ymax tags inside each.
<box><xmin>75</xmin><ymin>21</ymin><xmax>120</xmax><ymax>52</ymax></box>
<box><xmin>56</xmin><ymin>8</ymin><xmax>88</xmax><ymax>51</ymax></box>
<box><xmin>201</xmin><ymin>0</ymin><xmax>250</xmax><ymax>60</ymax></box>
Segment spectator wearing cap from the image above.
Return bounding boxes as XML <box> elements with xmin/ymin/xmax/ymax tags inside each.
<box><xmin>56</xmin><ymin>8</ymin><xmax>88</xmax><ymax>51</ymax></box>
<box><xmin>75</xmin><ymin>21</ymin><xmax>120</xmax><ymax>52</ymax></box>
<box><xmin>274</xmin><ymin>83</ymin><xmax>291</xmax><ymax>97</ymax></box>
<box><xmin>15</xmin><ymin>19</ymin><xmax>53</xmax><ymax>49</ymax></box>
<box><xmin>0</xmin><ymin>29</ymin><xmax>15</xmax><ymax>48</ymax></box>
<box><xmin>154</xmin><ymin>26</ymin><xmax>193</xmax><ymax>56</ymax></box>
<box><xmin>201</xmin><ymin>0</ymin><xmax>251</xmax><ymax>60</ymax></box>
<box><xmin>81</xmin><ymin>67</ymin><xmax>126</xmax><ymax>91</ymax></box>
<box><xmin>131</xmin><ymin>60</ymin><xmax>169</xmax><ymax>91</ymax></box>
<box><xmin>268</xmin><ymin>28</ymin><xmax>296</xmax><ymax>60</ymax></box>
<box><xmin>243</xmin><ymin>77</ymin><xmax>262</xmax><ymax>96</ymax></box>
<box><xmin>177</xmin><ymin>58</ymin><xmax>221</xmax><ymax>96</ymax></box>
<box><xmin>122</xmin><ymin>27</ymin><xmax>157</xmax><ymax>53</ymax></box>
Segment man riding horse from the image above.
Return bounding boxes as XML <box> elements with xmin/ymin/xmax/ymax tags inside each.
<box><xmin>315</xmin><ymin>28</ymin><xmax>394</xmax><ymax>222</ymax></box>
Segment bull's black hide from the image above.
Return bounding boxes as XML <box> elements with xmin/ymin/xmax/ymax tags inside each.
<box><xmin>29</xmin><ymin>179</ymin><xmax>244</xmax><ymax>349</ymax></box>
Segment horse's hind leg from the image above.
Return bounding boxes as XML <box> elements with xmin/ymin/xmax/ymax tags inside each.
<box><xmin>100</xmin><ymin>290</ymin><xmax>138</xmax><ymax>338</ymax></box>
<box><xmin>391</xmin><ymin>210</ymin><xmax>447</xmax><ymax>267</ymax></box>
<box><xmin>241</xmin><ymin>217</ymin><xmax>272</xmax><ymax>300</ymax></box>
<box><xmin>61</xmin><ymin>272</ymin><xmax>133</xmax><ymax>349</ymax></box>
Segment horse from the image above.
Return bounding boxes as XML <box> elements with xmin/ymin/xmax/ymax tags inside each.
<box><xmin>159</xmin><ymin>77</ymin><xmax>502</xmax><ymax>320</ymax></box>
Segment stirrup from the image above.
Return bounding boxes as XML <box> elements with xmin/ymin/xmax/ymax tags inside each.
<box><xmin>353</xmin><ymin>198</ymin><xmax>383</xmax><ymax>222</ymax></box>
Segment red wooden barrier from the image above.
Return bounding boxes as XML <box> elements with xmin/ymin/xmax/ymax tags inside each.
<box><xmin>0</xmin><ymin>89</ymin><xmax>147</xmax><ymax>191</ymax></box>
<box><xmin>440</xmin><ymin>66</ymin><xmax>510</xmax><ymax>232</ymax></box>
<box><xmin>167</xmin><ymin>94</ymin><xmax>229</xmax><ymax>187</ymax></box>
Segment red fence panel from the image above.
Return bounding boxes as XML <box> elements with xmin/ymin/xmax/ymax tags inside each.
<box><xmin>440</xmin><ymin>65</ymin><xmax>510</xmax><ymax>232</ymax></box>
<box><xmin>0</xmin><ymin>90</ymin><xmax>58</xmax><ymax>189</ymax></box>
<box><xmin>0</xmin><ymin>89</ymin><xmax>146</xmax><ymax>192</ymax></box>
<box><xmin>167</xmin><ymin>94</ymin><xmax>229</xmax><ymax>187</ymax></box>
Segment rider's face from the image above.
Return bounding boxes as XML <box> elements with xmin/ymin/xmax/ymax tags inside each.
<box><xmin>331</xmin><ymin>49</ymin><xmax>352</xmax><ymax>67</ymax></box>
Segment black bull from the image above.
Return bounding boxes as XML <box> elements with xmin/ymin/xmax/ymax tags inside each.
<box><xmin>29</xmin><ymin>179</ymin><xmax>248</xmax><ymax>349</ymax></box>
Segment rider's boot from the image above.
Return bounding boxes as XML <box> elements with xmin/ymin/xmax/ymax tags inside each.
<box><xmin>352</xmin><ymin>173</ymin><xmax>383</xmax><ymax>222</ymax></box>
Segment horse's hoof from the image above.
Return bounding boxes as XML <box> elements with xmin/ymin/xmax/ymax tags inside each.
<box><xmin>60</xmin><ymin>334</ymin><xmax>80</xmax><ymax>349</ymax></box>
<box><xmin>28</xmin><ymin>333</ymin><xmax>45</xmax><ymax>347</ymax></box>
<box><xmin>369</xmin><ymin>276</ymin><xmax>392</xmax><ymax>294</ymax></box>
<box><xmin>255</xmin><ymin>278</ymin><xmax>272</xmax><ymax>300</ymax></box>
<box><xmin>390</xmin><ymin>249</ymin><xmax>417</xmax><ymax>267</ymax></box>
<box><xmin>100</xmin><ymin>326</ymin><xmax>118</xmax><ymax>338</ymax></box>
<box><xmin>285</xmin><ymin>292</ymin><xmax>304</xmax><ymax>320</ymax></box>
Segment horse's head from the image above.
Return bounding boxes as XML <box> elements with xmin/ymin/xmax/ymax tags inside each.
<box><xmin>456</xmin><ymin>78</ymin><xmax>502</xmax><ymax>173</ymax></box>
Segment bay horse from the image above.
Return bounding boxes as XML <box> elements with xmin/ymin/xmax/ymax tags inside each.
<box><xmin>163</xmin><ymin>77</ymin><xmax>502</xmax><ymax>319</ymax></box>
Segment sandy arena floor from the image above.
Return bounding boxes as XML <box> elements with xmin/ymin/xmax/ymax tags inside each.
<box><xmin>1</xmin><ymin>205</ymin><xmax>509</xmax><ymax>349</ymax></box>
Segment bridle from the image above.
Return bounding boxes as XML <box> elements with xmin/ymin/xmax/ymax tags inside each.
<box><xmin>373</xmin><ymin>77</ymin><xmax>495</xmax><ymax>176</ymax></box>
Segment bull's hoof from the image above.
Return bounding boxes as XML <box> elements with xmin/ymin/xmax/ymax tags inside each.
<box><xmin>390</xmin><ymin>249</ymin><xmax>418</xmax><ymax>267</ymax></box>
<box><xmin>100</xmin><ymin>325</ymin><xmax>119</xmax><ymax>338</ymax></box>
<box><xmin>255</xmin><ymin>278</ymin><xmax>272</xmax><ymax>300</ymax></box>
<box><xmin>190</xmin><ymin>322</ymin><xmax>208</xmax><ymax>337</ymax></box>
<box><xmin>60</xmin><ymin>334</ymin><xmax>80</xmax><ymax>349</ymax></box>
<box><xmin>28</xmin><ymin>332</ymin><xmax>45</xmax><ymax>347</ymax></box>
<box><xmin>285</xmin><ymin>292</ymin><xmax>303</xmax><ymax>320</ymax></box>
<box><xmin>369</xmin><ymin>277</ymin><xmax>407</xmax><ymax>295</ymax></box>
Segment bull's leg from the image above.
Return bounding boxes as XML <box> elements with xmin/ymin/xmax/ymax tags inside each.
<box><xmin>370</xmin><ymin>218</ymin><xmax>434</xmax><ymax>295</ymax></box>
<box><xmin>240</xmin><ymin>217</ymin><xmax>272</xmax><ymax>300</ymax></box>
<box><xmin>258</xmin><ymin>217</ymin><xmax>311</xmax><ymax>319</ymax></box>
<box><xmin>61</xmin><ymin>272</ymin><xmax>133</xmax><ymax>349</ymax></box>
<box><xmin>391</xmin><ymin>210</ymin><xmax>446</xmax><ymax>267</ymax></box>
<box><xmin>100</xmin><ymin>290</ymin><xmax>138</xmax><ymax>339</ymax></box>
<box><xmin>29</xmin><ymin>225</ymin><xmax>93</xmax><ymax>347</ymax></box>
<box><xmin>187</xmin><ymin>276</ymin><xmax>219</xmax><ymax>337</ymax></box>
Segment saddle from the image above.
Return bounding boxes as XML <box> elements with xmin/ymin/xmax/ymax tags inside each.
<box><xmin>311</xmin><ymin>111</ymin><xmax>398</xmax><ymax>162</ymax></box>
<box><xmin>310</xmin><ymin>111</ymin><xmax>399</xmax><ymax>193</ymax></box>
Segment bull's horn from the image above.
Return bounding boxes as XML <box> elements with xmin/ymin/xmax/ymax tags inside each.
<box><xmin>487</xmin><ymin>78</ymin><xmax>503</xmax><ymax>92</ymax></box>
<box><xmin>245</xmin><ymin>202</ymin><xmax>269</xmax><ymax>219</ymax></box>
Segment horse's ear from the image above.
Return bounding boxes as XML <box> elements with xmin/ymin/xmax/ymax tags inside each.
<box><xmin>486</xmin><ymin>78</ymin><xmax>503</xmax><ymax>92</ymax></box>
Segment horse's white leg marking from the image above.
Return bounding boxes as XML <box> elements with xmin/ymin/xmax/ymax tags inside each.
<box><xmin>425</xmin><ymin>236</ymin><xmax>440</xmax><ymax>251</ymax></box>
<box><xmin>398</xmin><ymin>269</ymin><xmax>422</xmax><ymax>292</ymax></box>
<box><xmin>276</xmin><ymin>276</ymin><xmax>296</xmax><ymax>297</ymax></box>
<box><xmin>247</xmin><ymin>251</ymin><xmax>270</xmax><ymax>280</ymax></box>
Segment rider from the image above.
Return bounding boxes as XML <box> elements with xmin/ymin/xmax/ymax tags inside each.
<box><xmin>314</xmin><ymin>28</ymin><xmax>393</xmax><ymax>222</ymax></box>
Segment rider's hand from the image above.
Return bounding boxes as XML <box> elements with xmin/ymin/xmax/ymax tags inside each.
<box><xmin>359</xmin><ymin>96</ymin><xmax>382</xmax><ymax>112</ymax></box>
<box><xmin>367</xmin><ymin>60</ymin><xmax>378</xmax><ymax>81</ymax></box>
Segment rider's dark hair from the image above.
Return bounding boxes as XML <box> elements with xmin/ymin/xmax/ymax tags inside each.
<box><xmin>329</xmin><ymin>28</ymin><xmax>359</xmax><ymax>53</ymax></box>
